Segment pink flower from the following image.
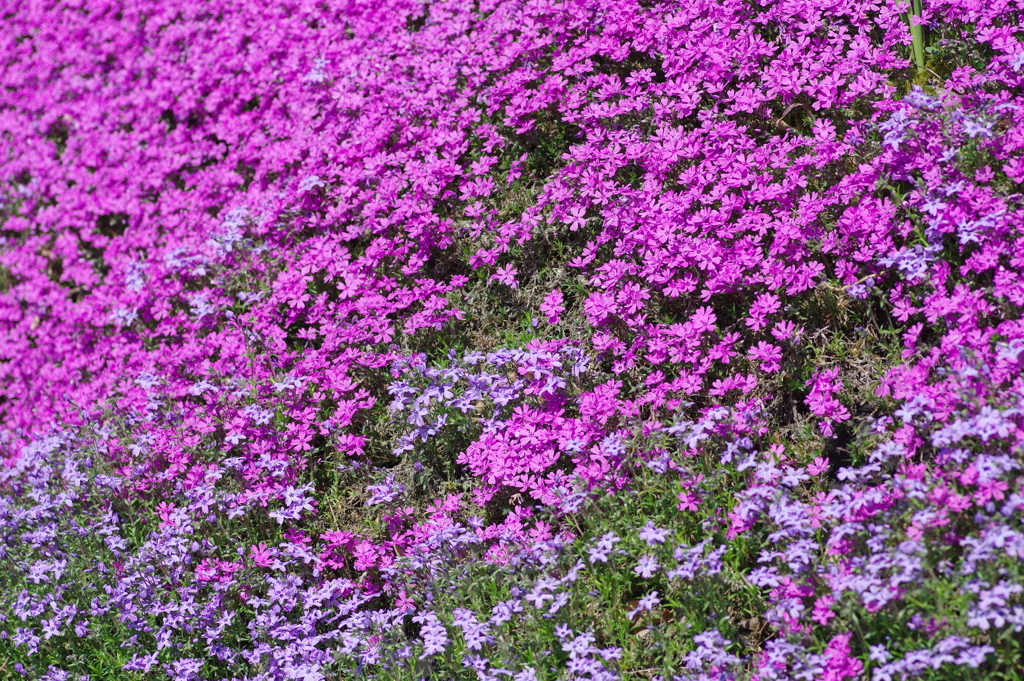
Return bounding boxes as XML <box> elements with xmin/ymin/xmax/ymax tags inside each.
<box><xmin>690</xmin><ymin>306</ymin><xmax>717</xmax><ymax>334</ymax></box>
<box><xmin>250</xmin><ymin>543</ymin><xmax>274</xmax><ymax>568</ymax></box>
<box><xmin>584</xmin><ymin>292</ymin><xmax>616</xmax><ymax>326</ymax></box>
<box><xmin>811</xmin><ymin>596</ymin><xmax>835</xmax><ymax>625</ymax></box>
<box><xmin>771</xmin><ymin>319</ymin><xmax>803</xmax><ymax>342</ymax></box>
<box><xmin>156</xmin><ymin>502</ymin><xmax>176</xmax><ymax>527</ymax></box>
<box><xmin>677</xmin><ymin>491</ymin><xmax>700</xmax><ymax>511</ymax></box>
<box><xmin>492</xmin><ymin>265</ymin><xmax>518</xmax><ymax>288</ymax></box>
<box><xmin>808</xmin><ymin>457</ymin><xmax>829</xmax><ymax>476</ymax></box>
<box><xmin>822</xmin><ymin>633</ymin><xmax>863</xmax><ymax>681</ymax></box>
<box><xmin>541</xmin><ymin>289</ymin><xmax>565</xmax><ymax>324</ymax></box>
<box><xmin>563</xmin><ymin>206</ymin><xmax>588</xmax><ymax>231</ymax></box>
<box><xmin>748</xmin><ymin>341</ymin><xmax>783</xmax><ymax>372</ymax></box>
<box><xmin>745</xmin><ymin>292</ymin><xmax>781</xmax><ymax>330</ymax></box>
<box><xmin>976</xmin><ymin>479</ymin><xmax>1009</xmax><ymax>504</ymax></box>
<box><xmin>195</xmin><ymin>559</ymin><xmax>218</xmax><ymax>582</ymax></box>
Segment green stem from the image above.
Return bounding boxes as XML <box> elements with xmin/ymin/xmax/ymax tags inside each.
<box><xmin>908</xmin><ymin>0</ymin><xmax>926</xmax><ymax>70</ymax></box>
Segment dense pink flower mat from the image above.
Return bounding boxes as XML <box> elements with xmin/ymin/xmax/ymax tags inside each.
<box><xmin>1</xmin><ymin>0</ymin><xmax>1024</xmax><ymax>679</ymax></box>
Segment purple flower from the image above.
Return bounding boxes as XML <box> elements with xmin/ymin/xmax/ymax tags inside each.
<box><xmin>633</xmin><ymin>555</ymin><xmax>659</xmax><ymax>578</ymax></box>
<box><xmin>587</xmin><ymin>532</ymin><xmax>620</xmax><ymax>564</ymax></box>
<box><xmin>638</xmin><ymin>522</ymin><xmax>670</xmax><ymax>545</ymax></box>
<box><xmin>627</xmin><ymin>591</ymin><xmax>660</xmax><ymax>621</ymax></box>
<box><xmin>412</xmin><ymin>611</ymin><xmax>449</xmax><ymax>657</ymax></box>
<box><xmin>490</xmin><ymin>598</ymin><xmax>523</xmax><ymax>626</ymax></box>
<box><xmin>39</xmin><ymin>668</ymin><xmax>71</xmax><ymax>681</ymax></box>
<box><xmin>364</xmin><ymin>474</ymin><xmax>406</xmax><ymax>506</ymax></box>
<box><xmin>452</xmin><ymin>608</ymin><xmax>494</xmax><ymax>650</ymax></box>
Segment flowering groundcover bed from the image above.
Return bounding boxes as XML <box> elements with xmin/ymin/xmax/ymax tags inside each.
<box><xmin>1</xmin><ymin>0</ymin><xmax>1024</xmax><ymax>679</ymax></box>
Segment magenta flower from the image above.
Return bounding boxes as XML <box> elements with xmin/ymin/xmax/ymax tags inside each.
<box><xmin>492</xmin><ymin>265</ymin><xmax>519</xmax><ymax>289</ymax></box>
<box><xmin>541</xmin><ymin>289</ymin><xmax>565</xmax><ymax>324</ymax></box>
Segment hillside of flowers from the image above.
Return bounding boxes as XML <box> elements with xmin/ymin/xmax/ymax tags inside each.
<box><xmin>2</xmin><ymin>0</ymin><xmax>1024</xmax><ymax>678</ymax></box>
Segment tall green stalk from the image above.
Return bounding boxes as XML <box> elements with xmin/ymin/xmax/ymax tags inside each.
<box><xmin>908</xmin><ymin>0</ymin><xmax>926</xmax><ymax>69</ymax></box>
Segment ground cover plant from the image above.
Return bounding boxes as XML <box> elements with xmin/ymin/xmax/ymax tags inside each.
<box><xmin>1</xmin><ymin>0</ymin><xmax>1024</xmax><ymax>678</ymax></box>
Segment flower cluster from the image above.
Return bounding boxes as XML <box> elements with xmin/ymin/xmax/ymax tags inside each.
<box><xmin>1</xmin><ymin>0</ymin><xmax>1024</xmax><ymax>678</ymax></box>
